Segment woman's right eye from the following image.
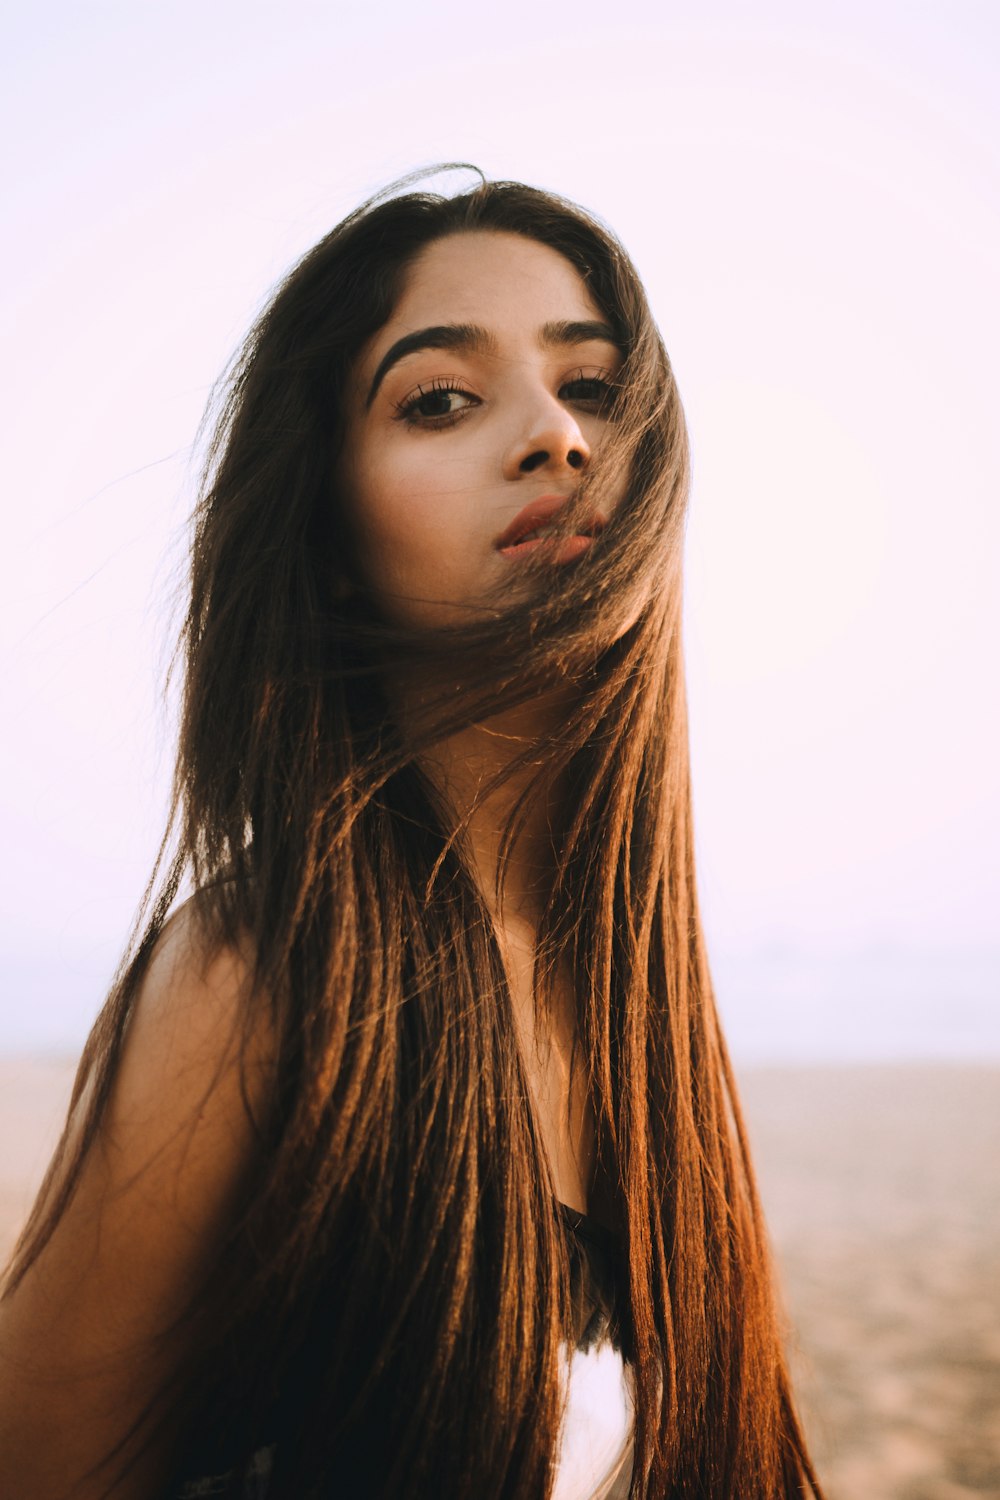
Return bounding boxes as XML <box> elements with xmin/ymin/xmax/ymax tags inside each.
<box><xmin>395</xmin><ymin>382</ymin><xmax>479</xmax><ymax>426</ymax></box>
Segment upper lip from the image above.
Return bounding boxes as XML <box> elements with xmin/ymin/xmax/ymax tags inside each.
<box><xmin>494</xmin><ymin>493</ymin><xmax>605</xmax><ymax>550</ymax></box>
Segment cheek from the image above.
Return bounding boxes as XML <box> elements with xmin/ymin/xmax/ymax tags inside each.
<box><xmin>583</xmin><ymin>419</ymin><xmax>628</xmax><ymax>506</ymax></box>
<box><xmin>342</xmin><ymin>449</ymin><xmax>460</xmax><ymax>592</ymax></box>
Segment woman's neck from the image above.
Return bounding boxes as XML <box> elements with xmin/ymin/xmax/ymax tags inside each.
<box><xmin>409</xmin><ymin>682</ymin><xmax>599</xmax><ymax>1213</ymax></box>
<box><xmin>412</xmin><ymin>688</ymin><xmax>575</xmax><ymax>930</ymax></box>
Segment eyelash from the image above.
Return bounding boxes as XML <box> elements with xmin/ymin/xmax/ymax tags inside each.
<box><xmin>393</xmin><ymin>377</ymin><xmax>477</xmax><ymax>429</ymax></box>
<box><xmin>393</xmin><ymin>369</ymin><xmax>619</xmax><ymax>429</ymax></box>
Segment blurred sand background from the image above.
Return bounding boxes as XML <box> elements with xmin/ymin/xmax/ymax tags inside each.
<box><xmin>1</xmin><ymin>1058</ymin><xmax>997</xmax><ymax>1498</ymax></box>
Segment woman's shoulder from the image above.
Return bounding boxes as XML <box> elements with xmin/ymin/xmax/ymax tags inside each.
<box><xmin>148</xmin><ymin>884</ymin><xmax>257</xmax><ymax>999</ymax></box>
<box><xmin>138</xmin><ymin>892</ymin><xmax>260</xmax><ymax>1039</ymax></box>
<box><xmin>48</xmin><ymin>889</ymin><xmax>278</xmax><ymax>1276</ymax></box>
<box><xmin>118</xmin><ymin>891</ymin><xmax>278</xmax><ymax>1144</ymax></box>
<box><xmin>0</xmin><ymin>900</ymin><xmax>277</xmax><ymax>1495</ymax></box>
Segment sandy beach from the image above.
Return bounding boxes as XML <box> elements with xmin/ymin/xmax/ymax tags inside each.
<box><xmin>1</xmin><ymin>1058</ymin><xmax>997</xmax><ymax>1497</ymax></box>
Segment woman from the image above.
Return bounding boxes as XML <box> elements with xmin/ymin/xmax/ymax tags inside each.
<box><xmin>0</xmin><ymin>170</ymin><xmax>823</xmax><ymax>1498</ymax></box>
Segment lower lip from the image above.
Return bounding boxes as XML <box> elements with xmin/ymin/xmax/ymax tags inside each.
<box><xmin>498</xmin><ymin>534</ymin><xmax>593</xmax><ymax>563</ymax></box>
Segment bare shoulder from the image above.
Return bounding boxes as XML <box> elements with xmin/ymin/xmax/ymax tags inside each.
<box><xmin>114</xmin><ymin>896</ymin><xmax>274</xmax><ymax>1139</ymax></box>
<box><xmin>137</xmin><ymin>891</ymin><xmax>263</xmax><ymax>1043</ymax></box>
<box><xmin>0</xmin><ymin>898</ymin><xmax>277</xmax><ymax>1497</ymax></box>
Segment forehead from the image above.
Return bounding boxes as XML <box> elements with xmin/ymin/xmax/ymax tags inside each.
<box><xmin>384</xmin><ymin>230</ymin><xmax>604</xmax><ymax>339</ymax></box>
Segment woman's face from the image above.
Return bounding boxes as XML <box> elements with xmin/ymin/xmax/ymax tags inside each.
<box><xmin>337</xmin><ymin>230</ymin><xmax>627</xmax><ymax>629</ymax></box>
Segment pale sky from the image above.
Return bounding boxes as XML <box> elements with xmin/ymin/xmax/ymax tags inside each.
<box><xmin>2</xmin><ymin>0</ymin><xmax>997</xmax><ymax>1055</ymax></box>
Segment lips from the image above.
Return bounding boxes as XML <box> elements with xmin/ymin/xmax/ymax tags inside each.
<box><xmin>495</xmin><ymin>494</ymin><xmax>604</xmax><ymax>558</ymax></box>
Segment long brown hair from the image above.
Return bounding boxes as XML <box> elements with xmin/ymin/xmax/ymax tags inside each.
<box><xmin>6</xmin><ymin>169</ymin><xmax>822</xmax><ymax>1498</ymax></box>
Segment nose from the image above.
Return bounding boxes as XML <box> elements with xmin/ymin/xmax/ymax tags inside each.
<box><xmin>502</xmin><ymin>392</ymin><xmax>591</xmax><ymax>481</ymax></box>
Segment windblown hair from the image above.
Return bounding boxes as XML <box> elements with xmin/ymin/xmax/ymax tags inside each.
<box><xmin>6</xmin><ymin>169</ymin><xmax>822</xmax><ymax>1497</ymax></box>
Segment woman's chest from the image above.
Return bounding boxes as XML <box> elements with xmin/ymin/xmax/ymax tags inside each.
<box><xmin>501</xmin><ymin>933</ymin><xmax>598</xmax><ymax>1215</ymax></box>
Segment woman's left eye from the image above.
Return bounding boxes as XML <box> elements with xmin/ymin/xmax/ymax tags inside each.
<box><xmin>559</xmin><ymin>373</ymin><xmax>617</xmax><ymax>412</ymax></box>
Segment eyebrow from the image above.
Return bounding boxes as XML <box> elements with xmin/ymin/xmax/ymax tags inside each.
<box><xmin>365</xmin><ymin>318</ymin><xmax>622</xmax><ymax>409</ymax></box>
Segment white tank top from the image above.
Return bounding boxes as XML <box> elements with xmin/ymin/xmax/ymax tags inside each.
<box><xmin>550</xmin><ymin>1200</ymin><xmax>634</xmax><ymax>1500</ymax></box>
<box><xmin>553</xmin><ymin>1338</ymin><xmax>635</xmax><ymax>1500</ymax></box>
